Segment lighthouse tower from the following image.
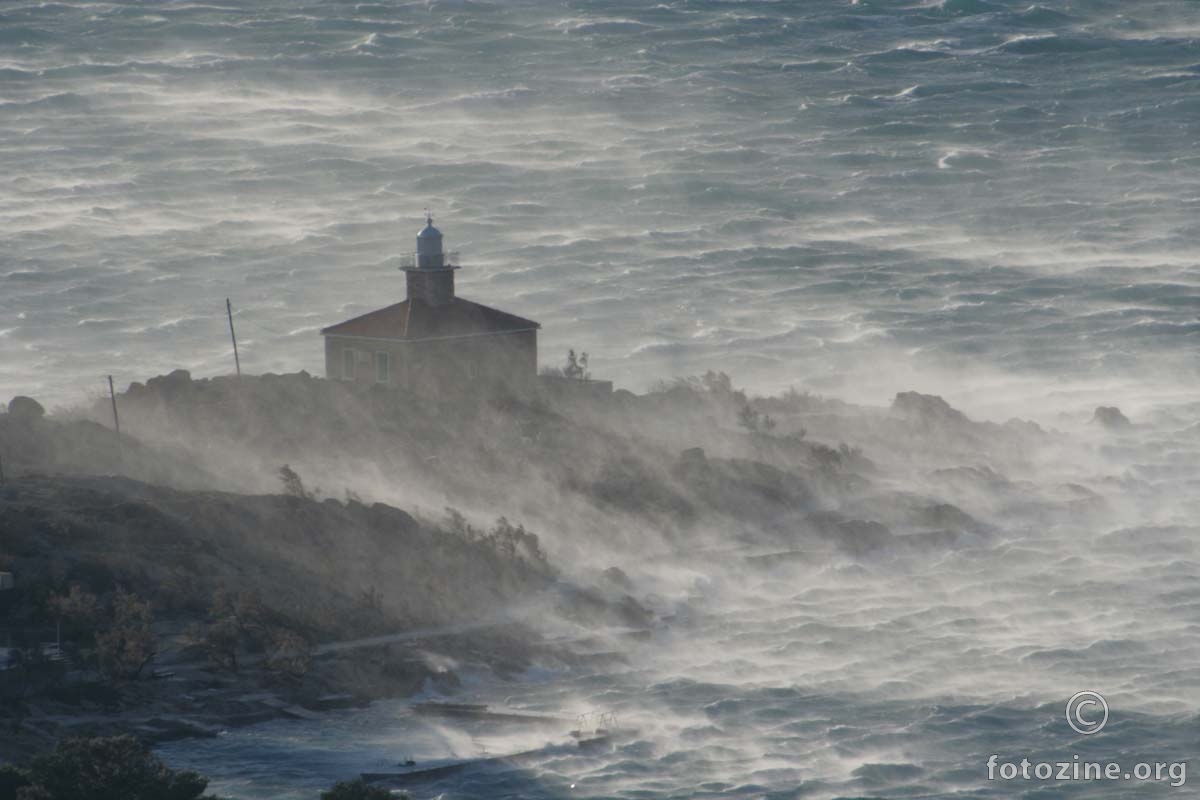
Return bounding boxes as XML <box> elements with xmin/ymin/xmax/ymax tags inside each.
<box><xmin>403</xmin><ymin>213</ymin><xmax>458</xmax><ymax>307</ymax></box>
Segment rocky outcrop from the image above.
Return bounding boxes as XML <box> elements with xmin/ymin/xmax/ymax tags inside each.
<box><xmin>890</xmin><ymin>391</ymin><xmax>971</xmax><ymax>427</ymax></box>
<box><xmin>7</xmin><ymin>396</ymin><xmax>44</xmax><ymax>422</ymax></box>
<box><xmin>0</xmin><ymin>473</ymin><xmax>556</xmax><ymax>641</ymax></box>
<box><xmin>1091</xmin><ymin>406</ymin><xmax>1131</xmax><ymax>429</ymax></box>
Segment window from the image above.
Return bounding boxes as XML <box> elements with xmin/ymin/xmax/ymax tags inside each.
<box><xmin>343</xmin><ymin>348</ymin><xmax>355</xmax><ymax>380</ymax></box>
<box><xmin>375</xmin><ymin>351</ymin><xmax>390</xmax><ymax>384</ymax></box>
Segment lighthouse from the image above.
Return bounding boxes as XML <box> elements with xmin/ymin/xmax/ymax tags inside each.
<box><xmin>320</xmin><ymin>214</ymin><xmax>540</xmax><ymax>391</ymax></box>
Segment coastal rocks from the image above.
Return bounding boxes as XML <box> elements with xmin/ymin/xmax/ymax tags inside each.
<box><xmin>7</xmin><ymin>396</ymin><xmax>44</xmax><ymax>423</ymax></box>
<box><xmin>122</xmin><ymin>369</ymin><xmax>193</xmax><ymax>403</ymax></box>
<box><xmin>886</xmin><ymin>392</ymin><xmax>1046</xmax><ymax>466</ymax></box>
<box><xmin>140</xmin><ymin>369</ymin><xmax>194</xmax><ymax>402</ymax></box>
<box><xmin>554</xmin><ymin>583</ymin><xmax>654</xmax><ymax>629</ymax></box>
<box><xmin>1003</xmin><ymin>417</ymin><xmax>1044</xmax><ymax>436</ymax></box>
<box><xmin>810</xmin><ymin>514</ymin><xmax>893</xmax><ymax>555</ymax></box>
<box><xmin>1091</xmin><ymin>406</ymin><xmax>1131</xmax><ymax>430</ymax></box>
<box><xmin>587</xmin><ymin>456</ymin><xmax>695</xmax><ymax>517</ymax></box>
<box><xmin>930</xmin><ymin>464</ymin><xmax>1012</xmax><ymax>492</ymax></box>
<box><xmin>148</xmin><ymin>369</ymin><xmax>192</xmax><ymax>389</ymax></box>
<box><xmin>602</xmin><ymin>566</ymin><xmax>633</xmax><ymax>590</ymax></box>
<box><xmin>890</xmin><ymin>391</ymin><xmax>970</xmax><ymax>427</ymax></box>
<box><xmin>673</xmin><ymin>453</ymin><xmax>815</xmax><ymax>521</ymax></box>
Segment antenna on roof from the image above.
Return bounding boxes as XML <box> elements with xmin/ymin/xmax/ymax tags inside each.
<box><xmin>424</xmin><ymin>207</ymin><xmax>432</xmax><ymax>225</ymax></box>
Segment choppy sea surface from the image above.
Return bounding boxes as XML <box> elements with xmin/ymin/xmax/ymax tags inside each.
<box><xmin>160</xmin><ymin>408</ymin><xmax>1200</xmax><ymax>799</ymax></box>
<box><xmin>3</xmin><ymin>0</ymin><xmax>1200</xmax><ymax>414</ymax></box>
<box><xmin>7</xmin><ymin>1</ymin><xmax>1200</xmax><ymax>798</ymax></box>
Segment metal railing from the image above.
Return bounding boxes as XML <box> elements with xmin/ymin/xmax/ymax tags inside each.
<box><xmin>398</xmin><ymin>251</ymin><xmax>461</xmax><ymax>269</ymax></box>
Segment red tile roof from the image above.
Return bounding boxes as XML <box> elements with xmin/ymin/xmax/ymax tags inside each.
<box><xmin>320</xmin><ymin>297</ymin><xmax>539</xmax><ymax>342</ymax></box>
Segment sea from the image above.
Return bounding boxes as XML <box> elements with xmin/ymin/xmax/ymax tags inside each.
<box><xmin>5</xmin><ymin>1</ymin><xmax>1200</xmax><ymax>797</ymax></box>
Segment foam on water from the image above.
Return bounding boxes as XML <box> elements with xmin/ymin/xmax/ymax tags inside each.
<box><xmin>160</xmin><ymin>413</ymin><xmax>1200</xmax><ymax>798</ymax></box>
<box><xmin>1</xmin><ymin>0</ymin><xmax>1198</xmax><ymax>415</ymax></box>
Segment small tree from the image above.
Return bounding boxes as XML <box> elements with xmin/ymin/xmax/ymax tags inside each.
<box><xmin>46</xmin><ymin>585</ymin><xmax>100</xmax><ymax>648</ymax></box>
<box><xmin>563</xmin><ymin>349</ymin><xmax>589</xmax><ymax>381</ymax></box>
<box><xmin>737</xmin><ymin>404</ymin><xmax>776</xmax><ymax>435</ymax></box>
<box><xmin>443</xmin><ymin>506</ymin><xmax>475</xmax><ymax>539</ymax></box>
<box><xmin>278</xmin><ymin>464</ymin><xmax>309</xmax><ymax>499</ymax></box>
<box><xmin>202</xmin><ymin>589</ymin><xmax>266</xmax><ymax>673</ymax></box>
<box><xmin>201</xmin><ymin>589</ymin><xmax>308</xmax><ymax>680</ymax></box>
<box><xmin>263</xmin><ymin>630</ymin><xmax>313</xmax><ymax>684</ymax></box>
<box><xmin>358</xmin><ymin>586</ymin><xmax>383</xmax><ymax>615</ymax></box>
<box><xmin>486</xmin><ymin>517</ymin><xmax>550</xmax><ymax>571</ymax></box>
<box><xmin>95</xmin><ymin>590</ymin><xmax>156</xmax><ymax>682</ymax></box>
<box><xmin>19</xmin><ymin>736</ymin><xmax>214</xmax><ymax>800</ymax></box>
<box><xmin>202</xmin><ymin>615</ymin><xmax>242</xmax><ymax>673</ymax></box>
<box><xmin>321</xmin><ymin>778</ymin><xmax>401</xmax><ymax>800</ymax></box>
<box><xmin>701</xmin><ymin>370</ymin><xmax>733</xmax><ymax>396</ymax></box>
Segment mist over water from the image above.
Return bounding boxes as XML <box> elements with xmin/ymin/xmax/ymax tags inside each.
<box><xmin>162</xmin><ymin>463</ymin><xmax>1200</xmax><ymax>799</ymax></box>
<box><xmin>6</xmin><ymin>1</ymin><xmax>1200</xmax><ymax>798</ymax></box>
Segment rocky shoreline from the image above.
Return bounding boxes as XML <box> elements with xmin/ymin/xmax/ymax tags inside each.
<box><xmin>1</xmin><ymin>369</ymin><xmax>1059</xmax><ymax>772</ymax></box>
<box><xmin>2</xmin><ymin>608</ymin><xmax>609</xmax><ymax>766</ymax></box>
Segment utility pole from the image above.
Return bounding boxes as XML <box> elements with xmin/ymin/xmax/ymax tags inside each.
<box><xmin>108</xmin><ymin>375</ymin><xmax>123</xmax><ymax>465</ymax></box>
<box><xmin>226</xmin><ymin>298</ymin><xmax>241</xmax><ymax>377</ymax></box>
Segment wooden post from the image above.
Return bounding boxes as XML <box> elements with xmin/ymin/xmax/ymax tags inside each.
<box><xmin>108</xmin><ymin>375</ymin><xmax>123</xmax><ymax>464</ymax></box>
<box><xmin>226</xmin><ymin>298</ymin><xmax>241</xmax><ymax>377</ymax></box>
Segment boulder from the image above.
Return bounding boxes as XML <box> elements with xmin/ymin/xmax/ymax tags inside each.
<box><xmin>891</xmin><ymin>391</ymin><xmax>970</xmax><ymax>426</ymax></box>
<box><xmin>1091</xmin><ymin>406</ymin><xmax>1131</xmax><ymax>430</ymax></box>
<box><xmin>7</xmin><ymin>396</ymin><xmax>45</xmax><ymax>422</ymax></box>
<box><xmin>147</xmin><ymin>369</ymin><xmax>192</xmax><ymax>391</ymax></box>
<box><xmin>144</xmin><ymin>369</ymin><xmax>194</xmax><ymax>402</ymax></box>
<box><xmin>602</xmin><ymin>566</ymin><xmax>633</xmax><ymax>590</ymax></box>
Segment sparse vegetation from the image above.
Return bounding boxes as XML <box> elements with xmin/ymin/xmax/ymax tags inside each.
<box><xmin>277</xmin><ymin>463</ymin><xmax>310</xmax><ymax>499</ymax></box>
<box><xmin>541</xmin><ymin>348</ymin><xmax>591</xmax><ymax>380</ymax></box>
<box><xmin>201</xmin><ymin>590</ymin><xmax>267</xmax><ymax>673</ymax></box>
<box><xmin>11</xmin><ymin>584</ymin><xmax>158</xmax><ymax>685</ymax></box>
<box><xmin>564</xmin><ymin>349</ymin><xmax>589</xmax><ymax>381</ymax></box>
<box><xmin>0</xmin><ymin>365</ymin><xmax>1008</xmax><ymax>769</ymax></box>
<box><xmin>95</xmin><ymin>589</ymin><xmax>156</xmax><ymax>682</ymax></box>
<box><xmin>0</xmin><ymin>736</ymin><xmax>217</xmax><ymax>800</ymax></box>
<box><xmin>320</xmin><ymin>778</ymin><xmax>403</xmax><ymax>800</ymax></box>
<box><xmin>46</xmin><ymin>585</ymin><xmax>100</xmax><ymax>648</ymax></box>
<box><xmin>737</xmin><ymin>403</ymin><xmax>776</xmax><ymax>434</ymax></box>
<box><xmin>358</xmin><ymin>585</ymin><xmax>383</xmax><ymax>615</ymax></box>
<box><xmin>200</xmin><ymin>589</ymin><xmax>310</xmax><ymax>680</ymax></box>
<box><xmin>441</xmin><ymin>508</ymin><xmax>552</xmax><ymax>573</ymax></box>
<box><xmin>484</xmin><ymin>517</ymin><xmax>550</xmax><ymax>571</ymax></box>
<box><xmin>263</xmin><ymin>629</ymin><xmax>313</xmax><ymax>684</ymax></box>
